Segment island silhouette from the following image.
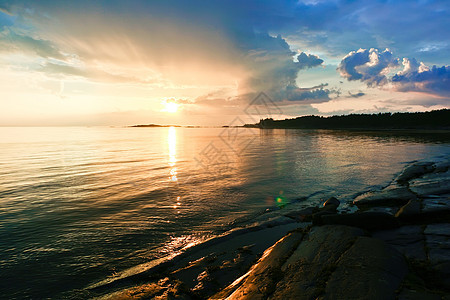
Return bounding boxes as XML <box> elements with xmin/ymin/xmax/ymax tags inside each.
<box><xmin>244</xmin><ymin>109</ymin><xmax>450</xmax><ymax>130</ymax></box>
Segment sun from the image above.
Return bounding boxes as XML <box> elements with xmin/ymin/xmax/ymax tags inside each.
<box><xmin>164</xmin><ymin>101</ymin><xmax>179</xmax><ymax>113</ymax></box>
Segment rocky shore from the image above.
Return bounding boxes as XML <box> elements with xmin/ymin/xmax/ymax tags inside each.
<box><xmin>90</xmin><ymin>158</ymin><xmax>450</xmax><ymax>300</ymax></box>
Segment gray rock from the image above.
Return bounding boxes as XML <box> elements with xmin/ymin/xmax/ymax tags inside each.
<box><xmin>397</xmin><ymin>288</ymin><xmax>442</xmax><ymax>300</ymax></box>
<box><xmin>433</xmin><ymin>159</ymin><xmax>450</xmax><ymax>173</ymax></box>
<box><xmin>318</xmin><ymin>211</ymin><xmax>400</xmax><ymax>230</ymax></box>
<box><xmin>371</xmin><ymin>225</ymin><xmax>426</xmax><ymax>260</ymax></box>
<box><xmin>424</xmin><ymin>223</ymin><xmax>450</xmax><ymax>236</ymax></box>
<box><xmin>396</xmin><ymin>161</ymin><xmax>435</xmax><ymax>184</ymax></box>
<box><xmin>221</xmin><ymin>230</ymin><xmax>304</xmax><ymax>300</ymax></box>
<box><xmin>417</xmin><ymin>196</ymin><xmax>450</xmax><ymax>223</ymax></box>
<box><xmin>98</xmin><ymin>277</ymin><xmax>192</xmax><ymax>300</ymax></box>
<box><xmin>425</xmin><ymin>224</ymin><xmax>450</xmax><ymax>263</ymax></box>
<box><xmin>353</xmin><ymin>184</ymin><xmax>416</xmax><ymax>208</ymax></box>
<box><xmin>311</xmin><ymin>209</ymin><xmax>337</xmax><ymax>225</ymax></box>
<box><xmin>394</xmin><ymin>196</ymin><xmax>450</xmax><ymax>224</ymax></box>
<box><xmin>284</xmin><ymin>206</ymin><xmax>319</xmax><ymax>222</ymax></box>
<box><xmin>283</xmin><ymin>225</ymin><xmax>364</xmax><ymax>269</ymax></box>
<box><xmin>409</xmin><ymin>169</ymin><xmax>450</xmax><ymax>196</ymax></box>
<box><xmin>323</xmin><ymin>197</ymin><xmax>340</xmax><ymax>210</ymax></box>
<box><xmin>268</xmin><ymin>226</ymin><xmax>364</xmax><ymax>300</ymax></box>
<box><xmin>395</xmin><ymin>199</ymin><xmax>422</xmax><ymax>219</ymax></box>
<box><xmin>422</xmin><ymin>196</ymin><xmax>450</xmax><ymax>213</ymax></box>
<box><xmin>364</xmin><ymin>206</ymin><xmax>399</xmax><ymax>214</ymax></box>
<box><xmin>424</xmin><ymin>223</ymin><xmax>450</xmax><ymax>287</ymax></box>
<box><xmin>324</xmin><ymin>237</ymin><xmax>408</xmax><ymax>300</ymax></box>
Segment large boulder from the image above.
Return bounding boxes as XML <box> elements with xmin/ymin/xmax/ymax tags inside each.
<box><xmin>324</xmin><ymin>236</ymin><xmax>408</xmax><ymax>300</ymax></box>
<box><xmin>323</xmin><ymin>197</ymin><xmax>340</xmax><ymax>211</ymax></box>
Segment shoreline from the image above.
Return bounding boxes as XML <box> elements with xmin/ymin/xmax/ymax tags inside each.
<box><xmin>85</xmin><ymin>157</ymin><xmax>450</xmax><ymax>299</ymax></box>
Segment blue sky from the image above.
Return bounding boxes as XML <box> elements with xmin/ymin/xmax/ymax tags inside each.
<box><xmin>0</xmin><ymin>0</ymin><xmax>448</xmax><ymax>125</ymax></box>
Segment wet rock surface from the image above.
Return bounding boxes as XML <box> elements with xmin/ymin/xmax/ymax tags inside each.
<box><xmin>396</xmin><ymin>161</ymin><xmax>435</xmax><ymax>184</ymax></box>
<box><xmin>353</xmin><ymin>184</ymin><xmax>416</xmax><ymax>207</ymax></box>
<box><xmin>409</xmin><ymin>169</ymin><xmax>450</xmax><ymax>196</ymax></box>
<box><xmin>92</xmin><ymin>159</ymin><xmax>450</xmax><ymax>299</ymax></box>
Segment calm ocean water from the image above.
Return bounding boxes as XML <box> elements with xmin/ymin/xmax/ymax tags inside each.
<box><xmin>0</xmin><ymin>127</ymin><xmax>449</xmax><ymax>298</ymax></box>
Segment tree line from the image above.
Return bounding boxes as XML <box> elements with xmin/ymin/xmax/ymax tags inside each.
<box><xmin>246</xmin><ymin>109</ymin><xmax>450</xmax><ymax>129</ymax></box>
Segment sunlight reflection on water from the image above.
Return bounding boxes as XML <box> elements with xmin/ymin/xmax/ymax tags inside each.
<box><xmin>0</xmin><ymin>127</ymin><xmax>449</xmax><ymax>298</ymax></box>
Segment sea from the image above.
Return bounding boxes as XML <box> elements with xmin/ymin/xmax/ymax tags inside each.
<box><xmin>0</xmin><ymin>126</ymin><xmax>449</xmax><ymax>298</ymax></box>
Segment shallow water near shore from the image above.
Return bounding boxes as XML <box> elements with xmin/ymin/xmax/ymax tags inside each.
<box><xmin>0</xmin><ymin>126</ymin><xmax>449</xmax><ymax>298</ymax></box>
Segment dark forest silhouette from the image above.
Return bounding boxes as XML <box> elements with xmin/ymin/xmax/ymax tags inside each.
<box><xmin>245</xmin><ymin>109</ymin><xmax>450</xmax><ymax>130</ymax></box>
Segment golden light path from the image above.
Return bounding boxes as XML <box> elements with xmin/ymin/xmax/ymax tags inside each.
<box><xmin>168</xmin><ymin>126</ymin><xmax>177</xmax><ymax>179</ymax></box>
<box><xmin>167</xmin><ymin>127</ymin><xmax>181</xmax><ymax>211</ymax></box>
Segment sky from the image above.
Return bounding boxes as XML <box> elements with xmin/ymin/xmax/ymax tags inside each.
<box><xmin>0</xmin><ymin>0</ymin><xmax>449</xmax><ymax>126</ymax></box>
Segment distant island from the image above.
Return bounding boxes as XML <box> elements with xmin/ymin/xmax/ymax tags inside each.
<box><xmin>244</xmin><ymin>109</ymin><xmax>450</xmax><ymax>130</ymax></box>
<box><xmin>130</xmin><ymin>124</ymin><xmax>201</xmax><ymax>128</ymax></box>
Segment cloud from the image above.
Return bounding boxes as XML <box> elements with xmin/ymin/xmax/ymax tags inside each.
<box><xmin>0</xmin><ymin>7</ymin><xmax>14</xmax><ymax>29</ymax></box>
<box><xmin>164</xmin><ymin>98</ymin><xmax>193</xmax><ymax>105</ymax></box>
<box><xmin>296</xmin><ymin>52</ymin><xmax>323</xmax><ymax>69</ymax></box>
<box><xmin>0</xmin><ymin>6</ymin><xmax>13</xmax><ymax>16</ymax></box>
<box><xmin>2</xmin><ymin>0</ymin><xmax>449</xmax><ymax>65</ymax></box>
<box><xmin>0</xmin><ymin>28</ymin><xmax>64</xmax><ymax>59</ymax></box>
<box><xmin>284</xmin><ymin>0</ymin><xmax>450</xmax><ymax>63</ymax></box>
<box><xmin>339</xmin><ymin>48</ymin><xmax>450</xmax><ymax>97</ymax></box>
<box><xmin>37</xmin><ymin>62</ymin><xmax>165</xmax><ymax>85</ymax></box>
<box><xmin>1</xmin><ymin>0</ymin><xmax>448</xmax><ymax>118</ymax></box>
<box><xmin>239</xmin><ymin>36</ymin><xmax>327</xmax><ymax>102</ymax></box>
<box><xmin>280</xmin><ymin>83</ymin><xmax>340</xmax><ymax>103</ymax></box>
<box><xmin>391</xmin><ymin>58</ymin><xmax>450</xmax><ymax>96</ymax></box>
<box><xmin>348</xmin><ymin>91</ymin><xmax>365</xmax><ymax>98</ymax></box>
<box><xmin>337</xmin><ymin>48</ymin><xmax>399</xmax><ymax>86</ymax></box>
<box><xmin>0</xmin><ymin>1</ymin><xmax>333</xmax><ymax>104</ymax></box>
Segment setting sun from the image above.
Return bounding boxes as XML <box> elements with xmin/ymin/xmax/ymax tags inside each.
<box><xmin>164</xmin><ymin>101</ymin><xmax>179</xmax><ymax>113</ymax></box>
